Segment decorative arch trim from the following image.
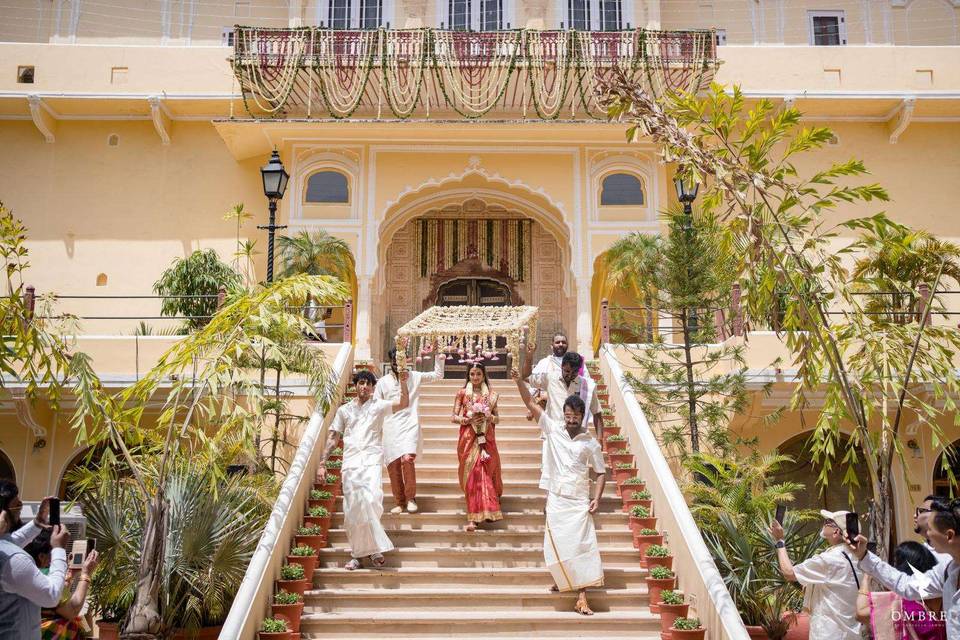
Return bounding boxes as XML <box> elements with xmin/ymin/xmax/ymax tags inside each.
<box><xmin>588</xmin><ymin>153</ymin><xmax>657</xmax><ymax>222</ymax></box>
<box><xmin>290</xmin><ymin>150</ymin><xmax>361</xmax><ymax>222</ymax></box>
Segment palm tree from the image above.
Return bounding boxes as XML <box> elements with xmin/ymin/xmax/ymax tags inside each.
<box><xmin>278</xmin><ymin>230</ymin><xmax>355</xmax><ymax>282</ymax></box>
<box><xmin>602</xmin><ymin>232</ymin><xmax>662</xmax><ymax>341</ymax></box>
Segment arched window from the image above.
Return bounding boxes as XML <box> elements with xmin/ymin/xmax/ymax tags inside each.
<box><xmin>305</xmin><ymin>171</ymin><xmax>349</xmax><ymax>204</ymax></box>
<box><xmin>600</xmin><ymin>173</ymin><xmax>644</xmax><ymax>206</ymax></box>
<box><xmin>0</xmin><ymin>448</ymin><xmax>14</xmax><ymax>483</ymax></box>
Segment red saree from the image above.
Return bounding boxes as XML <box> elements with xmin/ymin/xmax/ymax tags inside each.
<box><xmin>454</xmin><ymin>387</ymin><xmax>503</xmax><ymax>523</ymax></box>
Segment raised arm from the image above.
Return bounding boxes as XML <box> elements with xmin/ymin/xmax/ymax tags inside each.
<box><xmin>392</xmin><ymin>371</ymin><xmax>410</xmax><ymax>413</ymax></box>
<box><xmin>512</xmin><ymin>369</ymin><xmax>544</xmax><ymax>421</ymax></box>
<box><xmin>422</xmin><ymin>341</ymin><xmax>445</xmax><ymax>383</ymax></box>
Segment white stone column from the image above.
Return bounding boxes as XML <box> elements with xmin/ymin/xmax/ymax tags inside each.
<box><xmin>355</xmin><ymin>274</ymin><xmax>374</xmax><ymax>360</ymax></box>
<box><xmin>575</xmin><ymin>276</ymin><xmax>594</xmax><ymax>356</ymax></box>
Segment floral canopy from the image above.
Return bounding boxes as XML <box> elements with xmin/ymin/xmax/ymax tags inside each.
<box><xmin>394</xmin><ymin>305</ymin><xmax>539</xmax><ymax>376</ymax></box>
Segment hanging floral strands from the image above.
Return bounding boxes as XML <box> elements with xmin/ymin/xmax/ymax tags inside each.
<box><xmin>416</xmin><ymin>218</ymin><xmax>532</xmax><ymax>281</ymax></box>
<box><xmin>382</xmin><ymin>29</ymin><xmax>430</xmax><ymax>119</ymax></box>
<box><xmin>312</xmin><ymin>28</ymin><xmax>378</xmax><ymax>119</ymax></box>
<box><xmin>431</xmin><ymin>30</ymin><xmax>522</xmax><ymax>119</ymax></box>
<box><xmin>643</xmin><ymin>29</ymin><xmax>714</xmax><ymax>103</ymax></box>
<box><xmin>394</xmin><ymin>305</ymin><xmax>539</xmax><ymax>377</ymax></box>
<box><xmin>525</xmin><ymin>30</ymin><xmax>575</xmax><ymax>120</ymax></box>
<box><xmin>575</xmin><ymin>29</ymin><xmax>641</xmax><ymax>118</ymax></box>
<box><xmin>234</xmin><ymin>27</ymin><xmax>309</xmax><ymax>116</ymax></box>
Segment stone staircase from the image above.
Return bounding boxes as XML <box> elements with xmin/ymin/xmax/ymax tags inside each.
<box><xmin>298</xmin><ymin>375</ymin><xmax>662</xmax><ymax>639</ymax></box>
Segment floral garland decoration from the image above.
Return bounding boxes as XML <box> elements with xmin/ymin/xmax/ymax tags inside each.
<box><xmin>525</xmin><ymin>30</ymin><xmax>575</xmax><ymax>120</ymax></box>
<box><xmin>312</xmin><ymin>28</ymin><xmax>378</xmax><ymax>119</ymax></box>
<box><xmin>382</xmin><ymin>28</ymin><xmax>430</xmax><ymax>119</ymax></box>
<box><xmin>431</xmin><ymin>30</ymin><xmax>522</xmax><ymax>119</ymax></box>
<box><xmin>234</xmin><ymin>27</ymin><xmax>309</xmax><ymax>117</ymax></box>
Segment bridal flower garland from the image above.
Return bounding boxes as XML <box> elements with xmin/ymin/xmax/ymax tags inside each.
<box><xmin>394</xmin><ymin>305</ymin><xmax>539</xmax><ymax>376</ymax></box>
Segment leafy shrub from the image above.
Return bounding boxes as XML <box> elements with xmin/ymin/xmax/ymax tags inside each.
<box><xmin>325</xmin><ymin>459</ymin><xmax>342</xmax><ymax>470</ymax></box>
<box><xmin>631</xmin><ymin>490</ymin><xmax>652</xmax><ymax>500</ymax></box>
<box><xmin>280</xmin><ymin>564</ymin><xmax>305</xmax><ymax>581</ymax></box>
<box><xmin>297</xmin><ymin>524</ymin><xmax>323</xmax><ymax>536</ymax></box>
<box><xmin>630</xmin><ymin>505</ymin><xmax>651</xmax><ymax>518</ymax></box>
<box><xmin>614</xmin><ymin>462</ymin><xmax>635</xmax><ymax>470</ymax></box>
<box><xmin>261</xmin><ymin>617</ymin><xmax>289</xmax><ymax>632</ymax></box>
<box><xmin>660</xmin><ymin>590</ymin><xmax>684</xmax><ymax>605</ymax></box>
<box><xmin>649</xmin><ymin>566</ymin><xmax>675</xmax><ymax>580</ymax></box>
<box><xmin>673</xmin><ymin>617</ymin><xmax>701</xmax><ymax>630</ymax></box>
<box><xmin>290</xmin><ymin>545</ymin><xmax>316</xmax><ymax>557</ymax></box>
<box><xmin>310</xmin><ymin>489</ymin><xmax>332</xmax><ymax>500</ymax></box>
<box><xmin>308</xmin><ymin>506</ymin><xmax>330</xmax><ymax>518</ymax></box>
<box><xmin>645</xmin><ymin>544</ymin><xmax>670</xmax><ymax>557</ymax></box>
<box><xmin>331</xmin><ymin>447</ymin><xmax>343</xmax><ymax>456</ymax></box>
<box><xmin>274</xmin><ymin>590</ymin><xmax>302</xmax><ymax>605</ymax></box>
<box><xmin>623</xmin><ymin>477</ymin><xmax>645</xmax><ymax>485</ymax></box>
<box><xmin>606</xmin><ymin>434</ymin><xmax>626</xmax><ymax>442</ymax></box>
<box><xmin>638</xmin><ymin>528</ymin><xmax>660</xmax><ymax>536</ymax></box>
<box><xmin>613</xmin><ymin>448</ymin><xmax>631</xmax><ymax>455</ymax></box>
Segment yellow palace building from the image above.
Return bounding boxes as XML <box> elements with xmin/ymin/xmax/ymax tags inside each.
<box><xmin>1</xmin><ymin>2</ymin><xmax>960</xmax><ymax>636</ymax></box>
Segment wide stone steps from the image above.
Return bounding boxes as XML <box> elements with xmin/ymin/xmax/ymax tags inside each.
<box><xmin>375</xmin><ymin>479</ymin><xmax>621</xmax><ymax>496</ymax></box>
<box><xmin>331</xmin><ymin>511</ymin><xmax>631</xmax><ymax>531</ymax></box>
<box><xmin>324</xmin><ymin>527</ymin><xmax>634</xmax><ymax>546</ymax></box>
<box><xmin>310</xmin><ymin>566</ymin><xmax>651</xmax><ymax>590</ymax></box>
<box><xmin>316</xmin><ymin>545</ymin><xmax>642</xmax><ymax>569</ymax></box>
<box><xmin>417</xmin><ymin>449</ymin><xmax>543</xmax><ymax>464</ymax></box>
<box><xmin>398</xmin><ymin>463</ymin><xmax>544</xmax><ymax>480</ymax></box>
<box><xmin>299</xmin><ymin>610</ymin><xmax>661</xmax><ymax>638</ymax></box>
<box><xmin>357</xmin><ymin>493</ymin><xmax>622</xmax><ymax>512</ymax></box>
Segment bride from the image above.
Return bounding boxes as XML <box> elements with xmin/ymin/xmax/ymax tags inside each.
<box><xmin>452</xmin><ymin>362</ymin><xmax>503</xmax><ymax>531</ymax></box>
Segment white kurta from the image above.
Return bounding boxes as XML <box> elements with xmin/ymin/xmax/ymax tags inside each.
<box><xmin>530</xmin><ymin>358</ymin><xmax>599</xmax><ymax>428</ymax></box>
<box><xmin>373</xmin><ymin>355</ymin><xmax>444</xmax><ymax>464</ymax></box>
<box><xmin>330</xmin><ymin>397</ymin><xmax>395</xmax><ymax>558</ymax></box>
<box><xmin>539</xmin><ymin>415</ymin><xmax>605</xmax><ymax>592</ymax></box>
<box><xmin>793</xmin><ymin>544</ymin><xmax>862</xmax><ymax>640</ymax></box>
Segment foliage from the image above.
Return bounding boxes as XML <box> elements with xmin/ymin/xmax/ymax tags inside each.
<box><xmin>630</xmin><ymin>505</ymin><xmax>651</xmax><ymax>518</ymax></box>
<box><xmin>279</xmin><ymin>229</ymin><xmax>355</xmax><ymax>284</ymax></box>
<box><xmin>623</xmin><ymin>477</ymin><xmax>644</xmax><ymax>485</ymax></box>
<box><xmin>310</xmin><ymin>489</ymin><xmax>332</xmax><ymax>500</ymax></box>
<box><xmin>631</xmin><ymin>490</ymin><xmax>652</xmax><ymax>500</ymax></box>
<box><xmin>78</xmin><ymin>464</ymin><xmax>274</xmax><ymax>630</ymax></box>
<box><xmin>297</xmin><ymin>524</ymin><xmax>323</xmax><ymax>536</ymax></box>
<box><xmin>323</xmin><ymin>473</ymin><xmax>338</xmax><ymax>484</ymax></box>
<box><xmin>308</xmin><ymin>506</ymin><xmax>330</xmax><ymax>518</ymax></box>
<box><xmin>290</xmin><ymin>545</ymin><xmax>317</xmax><ymax>557</ymax></box>
<box><xmin>273</xmin><ymin>591</ymin><xmax>301</xmax><ymax>605</ymax></box>
<box><xmin>280</xmin><ymin>564</ymin><xmax>305</xmax><ymax>580</ymax></box>
<box><xmin>606</xmin><ymin>77</ymin><xmax>960</xmax><ymax>557</ymax></box>
<box><xmin>613</xmin><ymin>448</ymin><xmax>631</xmax><ymax>455</ymax></box>
<box><xmin>153</xmin><ymin>249</ymin><xmax>242</xmax><ymax>330</ymax></box>
<box><xmin>223</xmin><ymin>203</ymin><xmax>258</xmax><ymax>289</ymax></box>
<box><xmin>132</xmin><ymin>321</ymin><xmax>186</xmax><ymax>337</ymax></box>
<box><xmin>331</xmin><ymin>447</ymin><xmax>343</xmax><ymax>456</ymax></box>
<box><xmin>614</xmin><ymin>462</ymin><xmax>635</xmax><ymax>470</ymax></box>
<box><xmin>607</xmin><ymin>434</ymin><xmax>627</xmax><ymax>442</ymax></box>
<box><xmin>645</xmin><ymin>544</ymin><xmax>670</xmax><ymax>557</ymax></box>
<box><xmin>638</xmin><ymin>528</ymin><xmax>660</xmax><ymax>537</ymax></box>
<box><xmin>603</xmin><ymin>231</ymin><xmax>662</xmax><ymax>341</ymax></box>
<box><xmin>261</xmin><ymin>617</ymin><xmax>288</xmax><ymax>632</ymax></box>
<box><xmin>673</xmin><ymin>618</ymin><xmax>702</xmax><ymax>631</ymax></box>
<box><xmin>617</xmin><ymin>209</ymin><xmax>762</xmax><ymax>457</ymax></box>
<box><xmin>649</xmin><ymin>566</ymin><xmax>674</xmax><ymax>580</ymax></box>
<box><xmin>660</xmin><ymin>590</ymin><xmax>684</xmax><ymax>605</ymax></box>
<box><xmin>325</xmin><ymin>459</ymin><xmax>342</xmax><ymax>469</ymax></box>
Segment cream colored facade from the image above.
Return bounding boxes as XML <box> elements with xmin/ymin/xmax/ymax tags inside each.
<box><xmin>1</xmin><ymin>2</ymin><xmax>960</xmax><ymax>540</ymax></box>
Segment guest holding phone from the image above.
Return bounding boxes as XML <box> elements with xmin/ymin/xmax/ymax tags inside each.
<box><xmin>26</xmin><ymin>532</ymin><xmax>100</xmax><ymax>639</ymax></box>
<box><xmin>0</xmin><ymin>480</ymin><xmax>71</xmax><ymax>639</ymax></box>
<box><xmin>770</xmin><ymin>509</ymin><xmax>863</xmax><ymax>640</ymax></box>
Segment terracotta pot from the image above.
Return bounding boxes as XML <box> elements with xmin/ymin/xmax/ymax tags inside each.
<box><xmin>619</xmin><ymin>482</ymin><xmax>646</xmax><ymax>499</ymax></box>
<box><xmin>258</xmin><ymin>632</ymin><xmax>292</xmax><ymax>640</ymax></box>
<box><xmin>634</xmin><ymin>533</ymin><xmax>663</xmax><ymax>559</ymax></box>
<box><xmin>745</xmin><ymin>625</ymin><xmax>770</xmax><ymax>640</ymax></box>
<box><xmin>629</xmin><ymin>515</ymin><xmax>658</xmax><ymax>534</ymax></box>
<box><xmin>327</xmin><ymin>467</ymin><xmax>342</xmax><ymax>480</ymax></box>
<box><xmin>782</xmin><ymin>612</ymin><xmax>810</xmax><ymax>640</ymax></box>
<box><xmin>609</xmin><ymin>453</ymin><xmax>634</xmax><ymax>466</ymax></box>
<box><xmin>97</xmin><ymin>621</ymin><xmax>120</xmax><ymax>640</ymax></box>
<box><xmin>276</xmin><ymin>578</ymin><xmax>308</xmax><ymax>596</ymax></box>
<box><xmin>645</xmin><ymin>554</ymin><xmax>674</xmax><ymax>570</ymax></box>
<box><xmin>658</xmin><ymin>602</ymin><xmax>690</xmax><ymax>635</ymax></box>
<box><xmin>328</xmin><ymin>453</ymin><xmax>342</xmax><ymax>461</ymax></box>
<box><xmin>671</xmin><ymin>627</ymin><xmax>705</xmax><ymax>640</ymax></box>
<box><xmin>622</xmin><ymin>498</ymin><xmax>640</xmax><ymax>514</ymax></box>
<box><xmin>603</xmin><ymin>424</ymin><xmax>621</xmax><ymax>437</ymax></box>
<box><xmin>604</xmin><ymin>439</ymin><xmax>627</xmax><ymax>453</ymax></box>
<box><xmin>308</xmin><ymin>497</ymin><xmax>336</xmax><ymax>513</ymax></box>
<box><xmin>294</xmin><ymin>534</ymin><xmax>327</xmax><ymax>550</ymax></box>
<box><xmin>613</xmin><ymin>467</ymin><xmax>637</xmax><ymax>485</ymax></box>
<box><xmin>645</xmin><ymin>576</ymin><xmax>675</xmax><ymax>613</ymax></box>
<box><xmin>303</xmin><ymin>515</ymin><xmax>332</xmax><ymax>532</ymax></box>
<box><xmin>272</xmin><ymin>602</ymin><xmax>304</xmax><ymax>633</ymax></box>
<box><xmin>170</xmin><ymin>627</ymin><xmax>223</xmax><ymax>640</ymax></box>
<box><xmin>288</xmin><ymin>554</ymin><xmax>318</xmax><ymax>582</ymax></box>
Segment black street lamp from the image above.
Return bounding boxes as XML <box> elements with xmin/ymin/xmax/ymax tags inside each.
<box><xmin>259</xmin><ymin>149</ymin><xmax>290</xmax><ymax>283</ymax></box>
<box><xmin>673</xmin><ymin>169</ymin><xmax>699</xmax><ymax>215</ymax></box>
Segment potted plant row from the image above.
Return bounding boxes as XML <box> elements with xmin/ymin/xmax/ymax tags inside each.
<box><xmin>259</xmin><ymin>617</ymin><xmax>292</xmax><ymax>640</ymax></box>
<box><xmin>309</xmin><ymin>488</ymin><xmax>335</xmax><ymax>512</ymax></box>
<box><xmin>304</xmin><ymin>506</ymin><xmax>331</xmax><ymax>534</ymax></box>
<box><xmin>609</xmin><ymin>448</ymin><xmax>634</xmax><ymax>467</ymax></box>
<box><xmin>672</xmin><ymin>617</ymin><xmax>706</xmax><ymax>640</ymax></box>
<box><xmin>629</xmin><ymin>505</ymin><xmax>657</xmax><ymax>534</ymax></box>
<box><xmin>635</xmin><ymin>527</ymin><xmax>663</xmax><ymax>557</ymax></box>
<box><xmin>277</xmin><ymin>563</ymin><xmax>308</xmax><ymax>597</ymax></box>
<box><xmin>271</xmin><ymin>591</ymin><xmax>304</xmax><ymax>634</ymax></box>
<box><xmin>658</xmin><ymin>590</ymin><xmax>689</xmax><ymax>639</ymax></box>
<box><xmin>287</xmin><ymin>544</ymin><xmax>318</xmax><ymax>583</ymax></box>
<box><xmin>623</xmin><ymin>488</ymin><xmax>652</xmax><ymax>513</ymax></box>
<box><xmin>604</xmin><ymin>433</ymin><xmax>627</xmax><ymax>452</ymax></box>
<box><xmin>613</xmin><ymin>462</ymin><xmax>636</xmax><ymax>487</ymax></box>
<box><xmin>646</xmin><ymin>565</ymin><xmax>675</xmax><ymax>613</ymax></box>
<box><xmin>644</xmin><ymin>544</ymin><xmax>674</xmax><ymax>570</ymax></box>
<box><xmin>294</xmin><ymin>524</ymin><xmax>326</xmax><ymax>551</ymax></box>
<box><xmin>315</xmin><ymin>473</ymin><xmax>341</xmax><ymax>495</ymax></box>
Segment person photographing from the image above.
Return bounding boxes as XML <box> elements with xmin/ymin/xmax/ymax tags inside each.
<box><xmin>770</xmin><ymin>509</ymin><xmax>863</xmax><ymax>640</ymax></box>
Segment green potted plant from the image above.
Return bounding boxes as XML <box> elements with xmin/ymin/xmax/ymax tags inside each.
<box><xmin>259</xmin><ymin>617</ymin><xmax>292</xmax><ymax>640</ymax></box>
<box><xmin>305</xmin><ymin>505</ymin><xmax>331</xmax><ymax>532</ymax></box>
<box><xmin>629</xmin><ymin>504</ymin><xmax>657</xmax><ymax>534</ymax></box>
<box><xmin>316</xmin><ymin>473</ymin><xmax>341</xmax><ymax>495</ymax></box>
<box><xmin>613</xmin><ymin>461</ymin><xmax>636</xmax><ymax>486</ymax></box>
<box><xmin>609</xmin><ymin>448</ymin><xmax>634</xmax><ymax>467</ymax></box>
<box><xmin>603</xmin><ymin>433</ymin><xmax>627</xmax><ymax>452</ymax></box>
<box><xmin>622</xmin><ymin>488</ymin><xmax>652</xmax><ymax>513</ymax></box>
<box><xmin>643</xmin><ymin>544</ymin><xmax>673</xmax><ymax>570</ymax></box>
<box><xmin>288</xmin><ymin>544</ymin><xmax>318</xmax><ymax>582</ymax></box>
<box><xmin>295</xmin><ymin>523</ymin><xmax>326</xmax><ymax>551</ymax></box>
<box><xmin>634</xmin><ymin>527</ymin><xmax>663</xmax><ymax>560</ymax></box>
<box><xmin>309</xmin><ymin>488</ymin><xmax>335</xmax><ymax>512</ymax></box>
<box><xmin>672</xmin><ymin>617</ymin><xmax>705</xmax><ymax>640</ymax></box>
<box><xmin>325</xmin><ymin>458</ymin><xmax>343</xmax><ymax>481</ymax></box>
<box><xmin>277</xmin><ymin>563</ymin><xmax>308</xmax><ymax>597</ymax></box>
<box><xmin>271</xmin><ymin>591</ymin><xmax>304</xmax><ymax>634</ymax></box>
<box><xmin>646</xmin><ymin>565</ymin><xmax>675</xmax><ymax>613</ymax></box>
<box><xmin>657</xmin><ymin>590</ymin><xmax>689</xmax><ymax>636</ymax></box>
<box><xmin>328</xmin><ymin>446</ymin><xmax>343</xmax><ymax>461</ymax></box>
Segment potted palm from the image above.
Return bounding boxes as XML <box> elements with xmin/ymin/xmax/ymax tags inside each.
<box><xmin>646</xmin><ymin>566</ymin><xmax>675</xmax><ymax>613</ymax></box>
<box><xmin>629</xmin><ymin>505</ymin><xmax>657</xmax><ymax>534</ymax></box>
<box><xmin>294</xmin><ymin>524</ymin><xmax>326</xmax><ymax>551</ymax></box>
<box><xmin>657</xmin><ymin>590</ymin><xmax>689</xmax><ymax>637</ymax></box>
<box><xmin>609</xmin><ymin>448</ymin><xmax>634</xmax><ymax>467</ymax></box>
<box><xmin>277</xmin><ymin>563</ymin><xmax>308</xmax><ymax>597</ymax></box>
<box><xmin>635</xmin><ymin>527</ymin><xmax>663</xmax><ymax>558</ymax></box>
<box><xmin>259</xmin><ymin>617</ymin><xmax>292</xmax><ymax>640</ymax></box>
<box><xmin>671</xmin><ymin>617</ymin><xmax>705</xmax><ymax>640</ymax></box>
<box><xmin>623</xmin><ymin>488</ymin><xmax>652</xmax><ymax>514</ymax></box>
<box><xmin>271</xmin><ymin>591</ymin><xmax>304</xmax><ymax>634</ymax></box>
<box><xmin>643</xmin><ymin>544</ymin><xmax>673</xmax><ymax>570</ymax></box>
<box><xmin>309</xmin><ymin>489</ymin><xmax>335</xmax><ymax>513</ymax></box>
<box><xmin>304</xmin><ymin>505</ymin><xmax>332</xmax><ymax>534</ymax></box>
<box><xmin>288</xmin><ymin>544</ymin><xmax>319</xmax><ymax>582</ymax></box>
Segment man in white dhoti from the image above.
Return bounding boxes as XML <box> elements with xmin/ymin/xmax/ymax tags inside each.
<box><xmin>512</xmin><ymin>370</ymin><xmax>606</xmax><ymax>616</ymax></box>
<box><xmin>318</xmin><ymin>369</ymin><xmax>409</xmax><ymax>570</ymax></box>
<box><xmin>374</xmin><ymin>344</ymin><xmax>444</xmax><ymax>514</ymax></box>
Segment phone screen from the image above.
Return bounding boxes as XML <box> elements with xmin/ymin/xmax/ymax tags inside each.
<box><xmin>846</xmin><ymin>512</ymin><xmax>860</xmax><ymax>543</ymax></box>
<box><xmin>775</xmin><ymin>505</ymin><xmax>787</xmax><ymax>524</ymax></box>
<box><xmin>87</xmin><ymin>538</ymin><xmax>96</xmax><ymax>554</ymax></box>
<box><xmin>48</xmin><ymin>498</ymin><xmax>60</xmax><ymax>527</ymax></box>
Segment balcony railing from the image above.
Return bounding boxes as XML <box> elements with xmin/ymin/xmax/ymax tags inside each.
<box><xmin>230</xmin><ymin>27</ymin><xmax>718</xmax><ymax>120</ymax></box>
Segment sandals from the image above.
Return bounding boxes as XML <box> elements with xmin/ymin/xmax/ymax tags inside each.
<box><xmin>371</xmin><ymin>553</ymin><xmax>386</xmax><ymax>568</ymax></box>
<box><xmin>574</xmin><ymin>596</ymin><xmax>594</xmax><ymax>616</ymax></box>
<box><xmin>344</xmin><ymin>558</ymin><xmax>362</xmax><ymax>571</ymax></box>
<box><xmin>464</xmin><ymin>521</ymin><xmax>477</xmax><ymax>532</ymax></box>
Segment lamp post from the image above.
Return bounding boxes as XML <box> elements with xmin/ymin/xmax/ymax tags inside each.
<box><xmin>259</xmin><ymin>149</ymin><xmax>290</xmax><ymax>283</ymax></box>
<box><xmin>673</xmin><ymin>169</ymin><xmax>699</xmax><ymax>223</ymax></box>
<box><xmin>673</xmin><ymin>167</ymin><xmax>701</xmax><ymax>453</ymax></box>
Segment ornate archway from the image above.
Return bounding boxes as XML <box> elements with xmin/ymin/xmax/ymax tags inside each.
<box><xmin>424</xmin><ymin>259</ymin><xmax>524</xmax><ymax>308</ymax></box>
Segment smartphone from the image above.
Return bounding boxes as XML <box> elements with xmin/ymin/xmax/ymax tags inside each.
<box><xmin>48</xmin><ymin>497</ymin><xmax>60</xmax><ymax>527</ymax></box>
<box><xmin>775</xmin><ymin>504</ymin><xmax>787</xmax><ymax>524</ymax></box>
<box><xmin>867</xmin><ymin>541</ymin><xmax>878</xmax><ymax>555</ymax></box>
<box><xmin>845</xmin><ymin>512</ymin><xmax>860</xmax><ymax>544</ymax></box>
<box><xmin>69</xmin><ymin>540</ymin><xmax>87</xmax><ymax>568</ymax></box>
<box><xmin>87</xmin><ymin>538</ymin><xmax>96</xmax><ymax>554</ymax></box>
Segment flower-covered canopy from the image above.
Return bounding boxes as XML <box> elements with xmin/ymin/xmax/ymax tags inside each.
<box><xmin>394</xmin><ymin>305</ymin><xmax>539</xmax><ymax>376</ymax></box>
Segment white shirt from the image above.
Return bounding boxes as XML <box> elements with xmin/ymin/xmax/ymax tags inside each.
<box><xmin>0</xmin><ymin>521</ymin><xmax>67</xmax><ymax>609</ymax></box>
<box><xmin>530</xmin><ymin>367</ymin><xmax>600</xmax><ymax>428</ymax></box>
<box><xmin>860</xmin><ymin>550</ymin><xmax>959</xmax><ymax>640</ymax></box>
<box><xmin>793</xmin><ymin>544</ymin><xmax>862</xmax><ymax>640</ymax></box>
<box><xmin>374</xmin><ymin>356</ymin><xmax>444</xmax><ymax>463</ymax></box>
<box><xmin>538</xmin><ymin>414</ymin><xmax>605</xmax><ymax>500</ymax></box>
<box><xmin>330</xmin><ymin>397</ymin><xmax>394</xmax><ymax>470</ymax></box>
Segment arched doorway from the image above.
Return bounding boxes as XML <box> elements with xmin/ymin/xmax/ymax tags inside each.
<box><xmin>437</xmin><ymin>278</ymin><xmax>511</xmax><ymax>307</ymax></box>
<box><xmin>0</xmin><ymin>448</ymin><xmax>15</xmax><ymax>483</ymax></box>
